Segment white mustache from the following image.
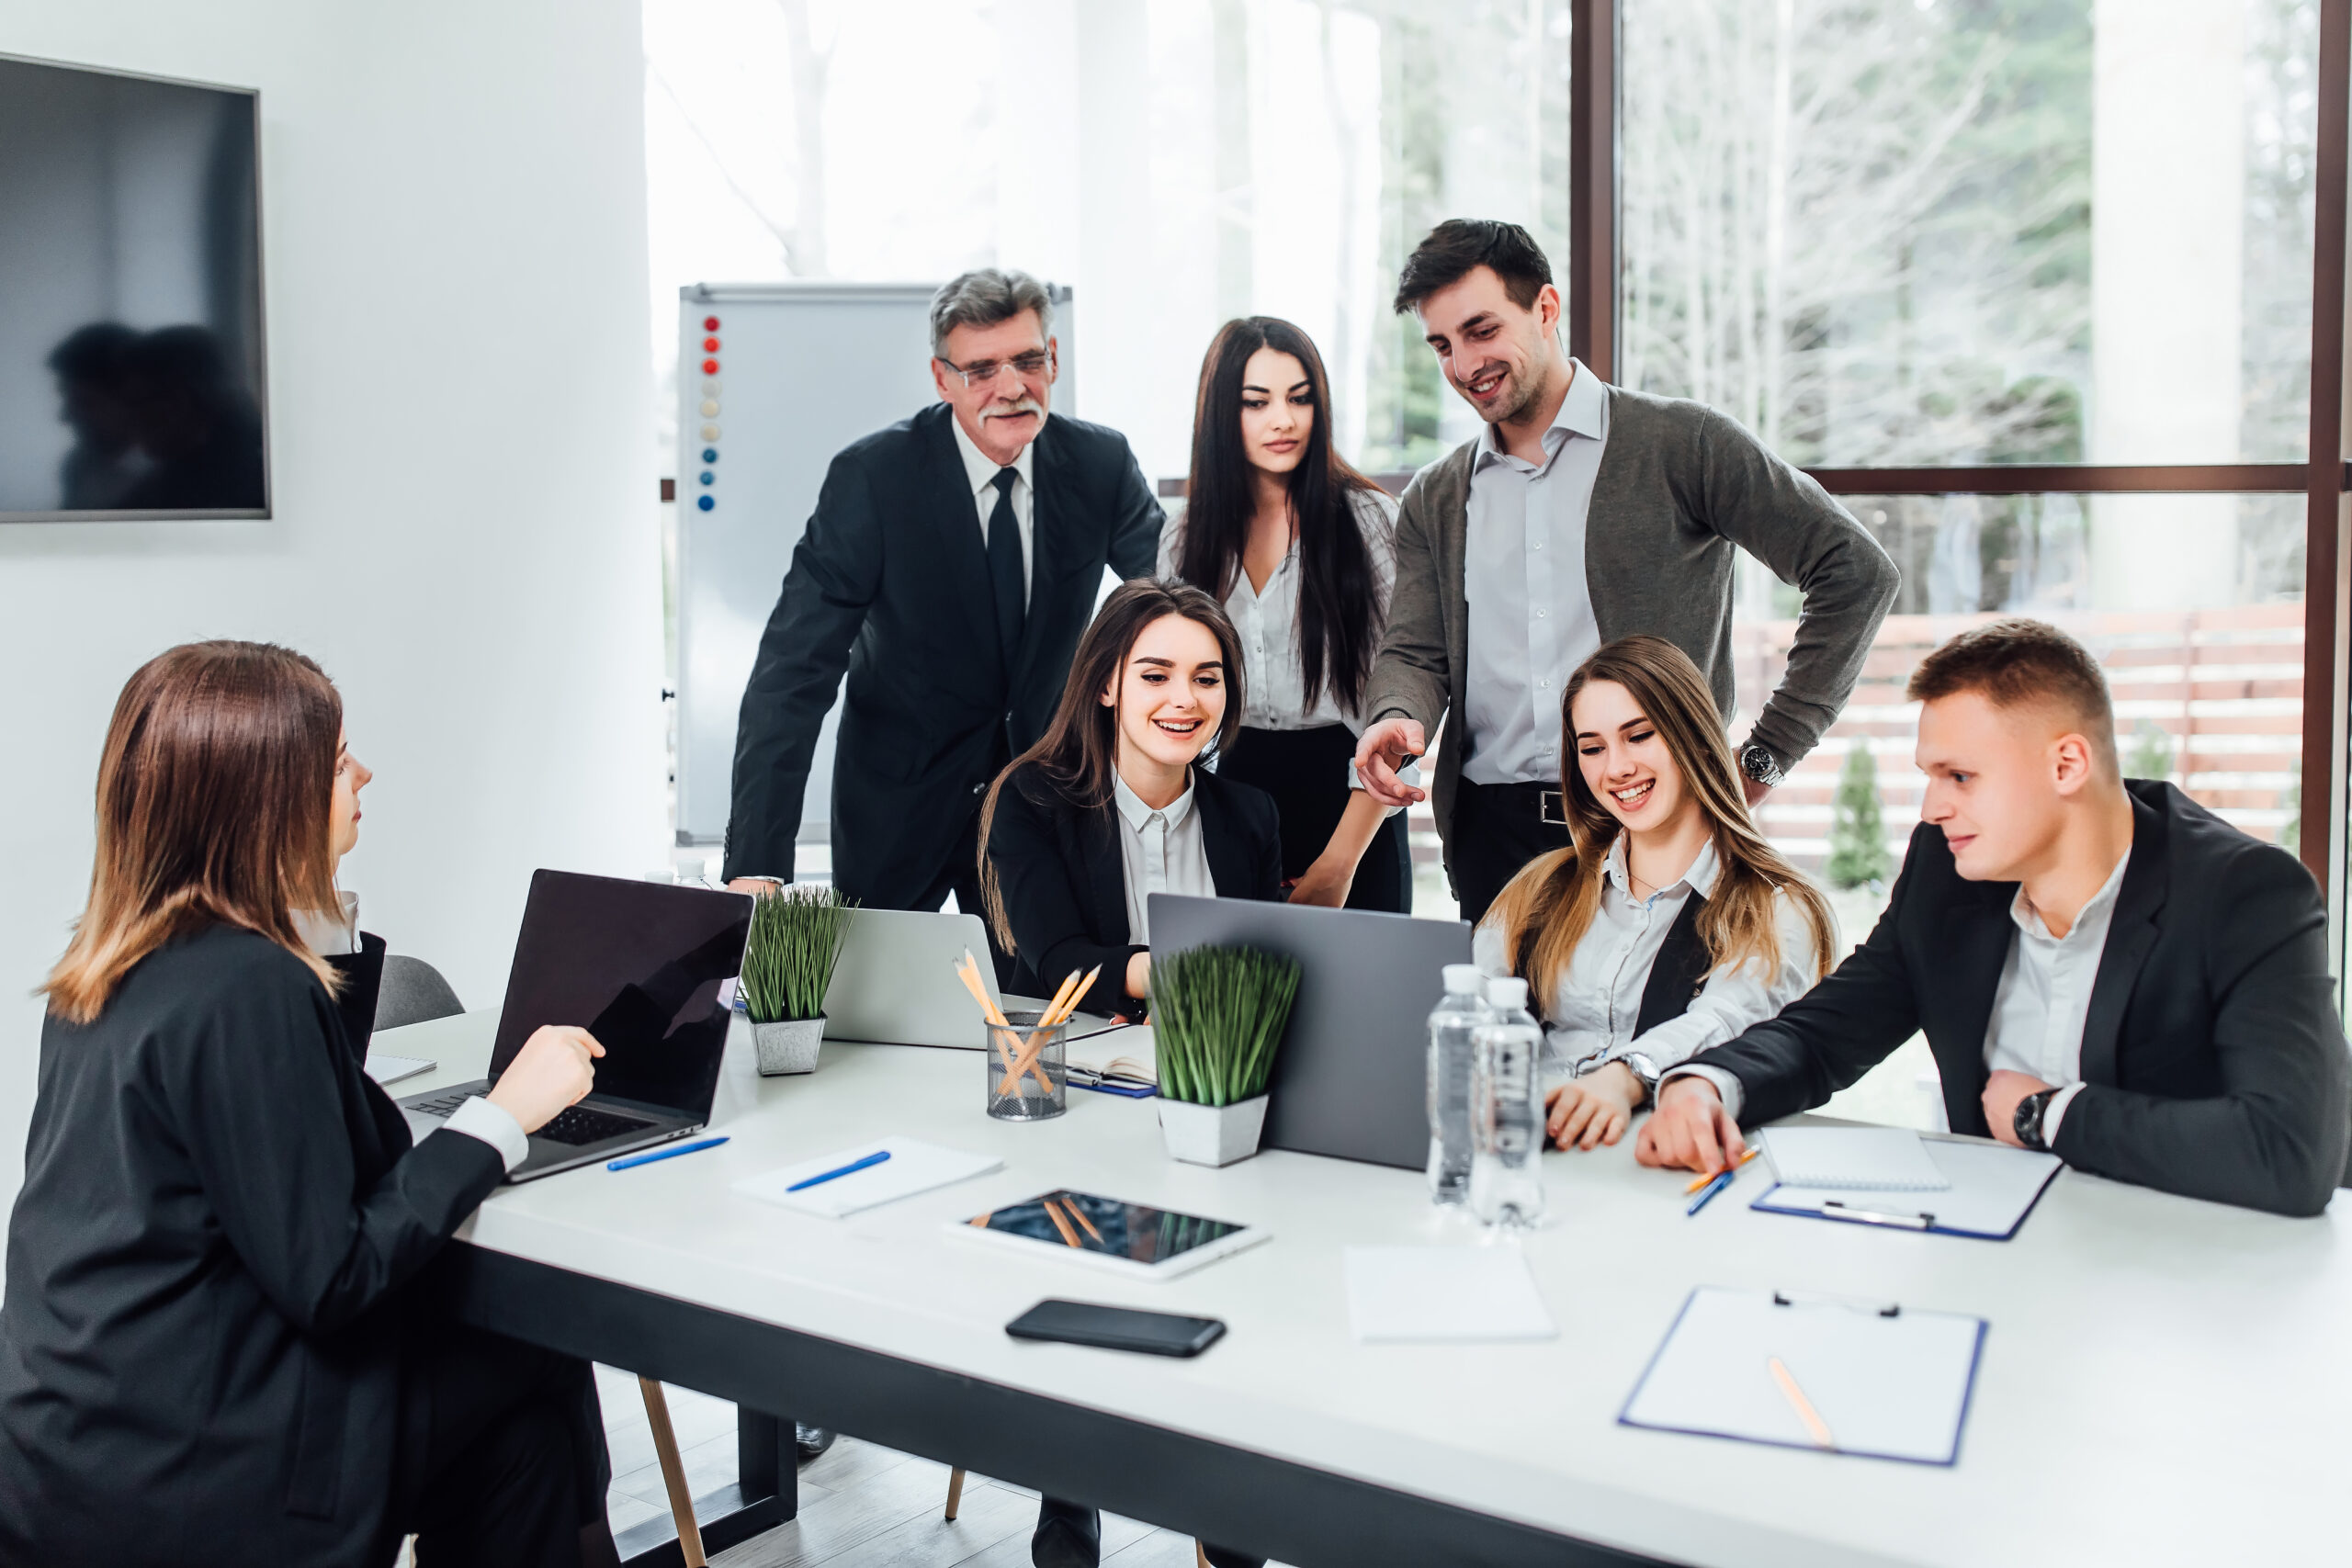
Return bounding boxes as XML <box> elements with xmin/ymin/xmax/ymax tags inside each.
<box><xmin>987</xmin><ymin>396</ymin><xmax>1044</xmax><ymax>419</ymax></box>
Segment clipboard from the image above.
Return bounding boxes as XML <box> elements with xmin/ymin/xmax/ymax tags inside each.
<box><xmin>1619</xmin><ymin>1287</ymin><xmax>1987</xmax><ymax>1466</ymax></box>
<box><xmin>1750</xmin><ymin>1137</ymin><xmax>2062</xmax><ymax>1240</ymax></box>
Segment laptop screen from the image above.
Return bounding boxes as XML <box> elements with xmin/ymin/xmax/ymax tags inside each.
<box><xmin>487</xmin><ymin>870</ymin><xmax>754</xmax><ymax>1117</ymax></box>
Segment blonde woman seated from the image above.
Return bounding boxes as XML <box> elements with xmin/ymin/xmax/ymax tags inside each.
<box><xmin>1474</xmin><ymin>636</ymin><xmax>1837</xmax><ymax>1151</ymax></box>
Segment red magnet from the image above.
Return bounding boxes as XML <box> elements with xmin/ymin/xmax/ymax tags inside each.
<box><xmin>702</xmin><ymin>336</ymin><xmax>720</xmax><ymax>352</ymax></box>
<box><xmin>701</xmin><ymin>357</ymin><xmax>719</xmax><ymax>374</ymax></box>
<box><xmin>703</xmin><ymin>315</ymin><xmax>720</xmax><ymax>331</ymax></box>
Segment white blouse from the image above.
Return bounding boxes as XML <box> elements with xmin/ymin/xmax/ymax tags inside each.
<box><xmin>1159</xmin><ymin>487</ymin><xmax>1400</xmax><ymax>733</ymax></box>
<box><xmin>1111</xmin><ymin>770</ymin><xmax>1215</xmax><ymax>944</ymax></box>
<box><xmin>1470</xmin><ymin>837</ymin><xmax>1830</xmax><ymax>1082</ymax></box>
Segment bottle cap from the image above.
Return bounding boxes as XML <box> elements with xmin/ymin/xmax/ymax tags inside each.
<box><xmin>1442</xmin><ymin>964</ymin><xmax>1483</xmax><ymax>995</ymax></box>
<box><xmin>1485</xmin><ymin>976</ymin><xmax>1529</xmax><ymax>1010</ymax></box>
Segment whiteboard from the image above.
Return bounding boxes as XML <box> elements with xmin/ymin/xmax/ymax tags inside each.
<box><xmin>673</xmin><ymin>280</ymin><xmax>1078</xmax><ymax>848</ymax></box>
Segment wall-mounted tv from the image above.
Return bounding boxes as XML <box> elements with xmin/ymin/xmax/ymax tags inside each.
<box><xmin>0</xmin><ymin>54</ymin><xmax>266</xmax><ymax>521</ymax></box>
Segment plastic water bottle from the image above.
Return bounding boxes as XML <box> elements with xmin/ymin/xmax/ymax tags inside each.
<box><xmin>1425</xmin><ymin>964</ymin><xmax>1487</xmax><ymax>1204</ymax></box>
<box><xmin>1470</xmin><ymin>976</ymin><xmax>1546</xmax><ymax>1227</ymax></box>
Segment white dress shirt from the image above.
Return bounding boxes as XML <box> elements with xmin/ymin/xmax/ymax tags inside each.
<box><xmin>1459</xmin><ymin>360</ymin><xmax>1610</xmax><ymax>786</ymax></box>
<box><xmin>1668</xmin><ymin>851</ymin><xmax>2132</xmax><ymax>1146</ymax></box>
<box><xmin>949</xmin><ymin>409</ymin><xmax>1038</xmax><ymax>608</ymax></box>
<box><xmin>1158</xmin><ymin>488</ymin><xmax>1400</xmax><ymax>732</ymax></box>
<box><xmin>1470</xmin><ymin>837</ymin><xmax>1827</xmax><ymax>1087</ymax></box>
<box><xmin>299</xmin><ymin>888</ymin><xmax>528</xmax><ymax>1171</ymax></box>
<box><xmin>1112</xmin><ymin>769</ymin><xmax>1216</xmax><ymax>944</ymax></box>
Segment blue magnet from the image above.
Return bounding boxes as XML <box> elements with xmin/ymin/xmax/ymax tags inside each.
<box><xmin>701</xmin><ymin>447</ymin><xmax>718</xmax><ymax>463</ymax></box>
<box><xmin>696</xmin><ymin>495</ymin><xmax>715</xmax><ymax>512</ymax></box>
<box><xmin>699</xmin><ymin>470</ymin><xmax>714</xmax><ymax>485</ymax></box>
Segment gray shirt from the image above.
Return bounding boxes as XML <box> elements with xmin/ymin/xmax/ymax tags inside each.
<box><xmin>1461</xmin><ymin>361</ymin><xmax>1609</xmax><ymax>785</ymax></box>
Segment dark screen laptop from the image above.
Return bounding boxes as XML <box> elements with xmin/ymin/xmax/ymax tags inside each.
<box><xmin>399</xmin><ymin>869</ymin><xmax>754</xmax><ymax>1181</ymax></box>
<box><xmin>1147</xmin><ymin>894</ymin><xmax>1472</xmax><ymax>1169</ymax></box>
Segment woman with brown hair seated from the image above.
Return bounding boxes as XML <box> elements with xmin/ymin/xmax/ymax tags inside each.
<box><xmin>1476</xmin><ymin>635</ymin><xmax>1837</xmax><ymax>1150</ymax></box>
<box><xmin>0</xmin><ymin>640</ymin><xmax>619</xmax><ymax>1568</ymax></box>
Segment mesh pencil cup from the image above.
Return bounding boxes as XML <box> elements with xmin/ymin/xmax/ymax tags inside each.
<box><xmin>986</xmin><ymin>1011</ymin><xmax>1069</xmax><ymax>1121</ymax></box>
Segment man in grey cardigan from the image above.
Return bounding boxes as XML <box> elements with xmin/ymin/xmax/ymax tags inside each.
<box><xmin>1354</xmin><ymin>220</ymin><xmax>1899</xmax><ymax>924</ymax></box>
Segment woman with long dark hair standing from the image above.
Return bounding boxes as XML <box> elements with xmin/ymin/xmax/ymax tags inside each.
<box><xmin>0</xmin><ymin>641</ymin><xmax>619</xmax><ymax>1568</ymax></box>
<box><xmin>1161</xmin><ymin>315</ymin><xmax>1411</xmax><ymax>911</ymax></box>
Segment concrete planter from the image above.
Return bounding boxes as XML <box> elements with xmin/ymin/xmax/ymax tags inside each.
<box><xmin>1157</xmin><ymin>1094</ymin><xmax>1268</xmax><ymax>1168</ymax></box>
<box><xmin>751</xmin><ymin>1015</ymin><xmax>825</xmax><ymax>1076</ymax></box>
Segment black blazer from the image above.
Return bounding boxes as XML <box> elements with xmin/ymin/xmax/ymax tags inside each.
<box><xmin>986</xmin><ymin>761</ymin><xmax>1284</xmax><ymax>1019</ymax></box>
<box><xmin>724</xmin><ymin>402</ymin><xmax>1165</xmax><ymax>906</ymax></box>
<box><xmin>1690</xmin><ymin>781</ymin><xmax>2350</xmax><ymax>1217</ymax></box>
<box><xmin>0</xmin><ymin>926</ymin><xmax>507</xmax><ymax>1565</ymax></box>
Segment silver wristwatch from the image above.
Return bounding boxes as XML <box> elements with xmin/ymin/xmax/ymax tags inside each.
<box><xmin>1738</xmin><ymin>742</ymin><xmax>1785</xmax><ymax>790</ymax></box>
<box><xmin>1589</xmin><ymin>1051</ymin><xmax>1663</xmax><ymax>1106</ymax></box>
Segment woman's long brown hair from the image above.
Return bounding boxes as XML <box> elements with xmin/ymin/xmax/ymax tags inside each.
<box><xmin>1173</xmin><ymin>316</ymin><xmax>1384</xmax><ymax>714</ymax></box>
<box><xmin>978</xmin><ymin>580</ymin><xmax>1248</xmax><ymax>953</ymax></box>
<box><xmin>42</xmin><ymin>640</ymin><xmax>345</xmax><ymax>1023</ymax></box>
<box><xmin>1485</xmin><ymin>636</ymin><xmax>1836</xmax><ymax>1015</ymax></box>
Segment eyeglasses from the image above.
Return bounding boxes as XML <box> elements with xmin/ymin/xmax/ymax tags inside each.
<box><xmin>936</xmin><ymin>348</ymin><xmax>1053</xmax><ymax>389</ymax></box>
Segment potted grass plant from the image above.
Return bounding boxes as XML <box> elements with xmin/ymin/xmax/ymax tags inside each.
<box><xmin>1149</xmin><ymin>943</ymin><xmax>1302</xmax><ymax>1167</ymax></box>
<box><xmin>739</xmin><ymin>884</ymin><xmax>855</xmax><ymax>1076</ymax></box>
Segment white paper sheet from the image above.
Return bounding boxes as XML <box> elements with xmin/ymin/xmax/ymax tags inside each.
<box><xmin>1757</xmin><ymin>1138</ymin><xmax>2062</xmax><ymax>1238</ymax></box>
<box><xmin>363</xmin><ymin>1054</ymin><xmax>435</xmax><ymax>1086</ymax></box>
<box><xmin>1344</xmin><ymin>1246</ymin><xmax>1558</xmax><ymax>1343</ymax></box>
<box><xmin>1621</xmin><ymin>1287</ymin><xmax>1984</xmax><ymax>1464</ymax></box>
<box><xmin>1759</xmin><ymin>1126</ymin><xmax>1951</xmax><ymax>1190</ymax></box>
<box><xmin>733</xmin><ymin>1137</ymin><xmax>1002</xmax><ymax>1219</ymax></box>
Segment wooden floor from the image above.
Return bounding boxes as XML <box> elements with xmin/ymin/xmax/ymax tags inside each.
<box><xmin>595</xmin><ymin>1368</ymin><xmax>1275</xmax><ymax>1568</ymax></box>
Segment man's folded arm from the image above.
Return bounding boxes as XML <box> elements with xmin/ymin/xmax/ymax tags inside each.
<box><xmin>2052</xmin><ymin>852</ymin><xmax>2349</xmax><ymax>1218</ymax></box>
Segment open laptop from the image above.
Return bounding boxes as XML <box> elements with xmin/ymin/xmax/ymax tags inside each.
<box><xmin>821</xmin><ymin>907</ymin><xmax>1126</xmax><ymax>1049</ymax></box>
<box><xmin>1148</xmin><ymin>893</ymin><xmax>1472</xmax><ymax>1169</ymax></box>
<box><xmin>400</xmin><ymin>869</ymin><xmax>754</xmax><ymax>1181</ymax></box>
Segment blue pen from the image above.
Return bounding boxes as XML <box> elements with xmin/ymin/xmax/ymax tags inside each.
<box><xmin>1685</xmin><ymin>1166</ymin><xmax>1736</xmax><ymax>1215</ymax></box>
<box><xmin>607</xmin><ymin>1135</ymin><xmax>729</xmax><ymax>1172</ymax></box>
<box><xmin>786</xmin><ymin>1149</ymin><xmax>891</xmax><ymax>1191</ymax></box>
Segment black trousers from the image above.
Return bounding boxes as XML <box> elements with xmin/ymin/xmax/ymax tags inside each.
<box><xmin>1035</xmin><ymin>1495</ymin><xmax>1262</xmax><ymax>1568</ymax></box>
<box><xmin>1216</xmin><ymin>725</ymin><xmax>1411</xmax><ymax>914</ymax></box>
<box><xmin>391</xmin><ymin>1323</ymin><xmax>614</xmax><ymax>1568</ymax></box>
<box><xmin>1449</xmin><ymin>778</ymin><xmax>1572</xmax><ymax>929</ymax></box>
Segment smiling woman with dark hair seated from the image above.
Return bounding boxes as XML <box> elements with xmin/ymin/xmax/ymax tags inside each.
<box><xmin>0</xmin><ymin>640</ymin><xmax>621</xmax><ymax>1568</ymax></box>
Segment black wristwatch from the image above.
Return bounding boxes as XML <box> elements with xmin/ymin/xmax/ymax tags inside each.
<box><xmin>1738</xmin><ymin>742</ymin><xmax>1785</xmax><ymax>790</ymax></box>
<box><xmin>2014</xmin><ymin>1088</ymin><xmax>2058</xmax><ymax>1152</ymax></box>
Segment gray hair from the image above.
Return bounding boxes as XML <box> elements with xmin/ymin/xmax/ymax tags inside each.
<box><xmin>929</xmin><ymin>268</ymin><xmax>1054</xmax><ymax>356</ymax></box>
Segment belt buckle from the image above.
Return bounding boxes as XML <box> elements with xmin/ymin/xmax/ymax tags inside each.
<box><xmin>1539</xmin><ymin>788</ymin><xmax>1569</xmax><ymax>827</ymax></box>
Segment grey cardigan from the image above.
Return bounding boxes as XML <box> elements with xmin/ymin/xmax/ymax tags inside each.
<box><xmin>1362</xmin><ymin>379</ymin><xmax>1899</xmax><ymax>877</ymax></box>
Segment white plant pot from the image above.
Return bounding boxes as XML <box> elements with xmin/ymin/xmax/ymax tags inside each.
<box><xmin>1157</xmin><ymin>1094</ymin><xmax>1269</xmax><ymax>1168</ymax></box>
<box><xmin>751</xmin><ymin>1015</ymin><xmax>825</xmax><ymax>1076</ymax></box>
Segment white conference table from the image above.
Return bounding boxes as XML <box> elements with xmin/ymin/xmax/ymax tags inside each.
<box><xmin>378</xmin><ymin>1010</ymin><xmax>2350</xmax><ymax>1568</ymax></box>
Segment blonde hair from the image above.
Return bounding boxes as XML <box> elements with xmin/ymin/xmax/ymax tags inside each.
<box><xmin>1484</xmin><ymin>636</ymin><xmax>1835</xmax><ymax>1014</ymax></box>
<box><xmin>42</xmin><ymin>641</ymin><xmax>345</xmax><ymax>1023</ymax></box>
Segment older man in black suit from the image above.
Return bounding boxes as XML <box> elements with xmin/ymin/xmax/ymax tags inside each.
<box><xmin>724</xmin><ymin>269</ymin><xmax>1163</xmax><ymax>920</ymax></box>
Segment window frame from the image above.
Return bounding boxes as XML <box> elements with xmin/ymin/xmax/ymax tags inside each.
<box><xmin>1570</xmin><ymin>0</ymin><xmax>2352</xmax><ymax>939</ymax></box>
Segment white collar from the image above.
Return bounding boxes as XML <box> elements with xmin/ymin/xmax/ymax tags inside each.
<box><xmin>1604</xmin><ymin>832</ymin><xmax>1719</xmax><ymax>903</ymax></box>
<box><xmin>293</xmin><ymin>890</ymin><xmax>361</xmax><ymax>957</ymax></box>
<box><xmin>1113</xmin><ymin>768</ymin><xmax>1196</xmax><ymax>833</ymax></box>
<box><xmin>1475</xmin><ymin>356</ymin><xmax>1608</xmax><ymax>469</ymax></box>
<box><xmin>2012</xmin><ymin>849</ymin><xmax>2132</xmax><ymax>943</ymax></box>
<box><xmin>948</xmin><ymin>405</ymin><xmax>1040</xmax><ymax>499</ymax></box>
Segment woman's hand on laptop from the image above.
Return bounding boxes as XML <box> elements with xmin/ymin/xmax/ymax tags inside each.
<box><xmin>486</xmin><ymin>1025</ymin><xmax>605</xmax><ymax>1134</ymax></box>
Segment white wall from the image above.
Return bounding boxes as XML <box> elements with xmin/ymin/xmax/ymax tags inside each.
<box><xmin>0</xmin><ymin>1</ymin><xmax>667</xmax><ymax>1196</ymax></box>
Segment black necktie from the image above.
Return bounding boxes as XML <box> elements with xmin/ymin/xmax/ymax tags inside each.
<box><xmin>988</xmin><ymin>467</ymin><xmax>1024</xmax><ymax>667</ymax></box>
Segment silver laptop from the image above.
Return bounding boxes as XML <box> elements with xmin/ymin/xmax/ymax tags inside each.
<box><xmin>400</xmin><ymin>869</ymin><xmax>754</xmax><ymax>1181</ymax></box>
<box><xmin>820</xmin><ymin>907</ymin><xmax>1125</xmax><ymax>1048</ymax></box>
<box><xmin>1148</xmin><ymin>893</ymin><xmax>1472</xmax><ymax>1169</ymax></box>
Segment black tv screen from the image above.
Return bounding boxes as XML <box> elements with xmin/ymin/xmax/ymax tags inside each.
<box><xmin>0</xmin><ymin>56</ymin><xmax>266</xmax><ymax>520</ymax></box>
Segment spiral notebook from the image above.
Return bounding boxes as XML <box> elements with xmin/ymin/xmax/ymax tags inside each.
<box><xmin>1758</xmin><ymin>1127</ymin><xmax>1951</xmax><ymax>1191</ymax></box>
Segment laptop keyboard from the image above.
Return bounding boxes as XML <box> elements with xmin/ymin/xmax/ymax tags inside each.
<box><xmin>407</xmin><ymin>1092</ymin><xmax>476</xmax><ymax>1119</ymax></box>
<box><xmin>535</xmin><ymin>1105</ymin><xmax>655</xmax><ymax>1146</ymax></box>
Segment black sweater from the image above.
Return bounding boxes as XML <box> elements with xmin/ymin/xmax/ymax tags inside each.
<box><xmin>0</xmin><ymin>925</ymin><xmax>506</xmax><ymax>1565</ymax></box>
